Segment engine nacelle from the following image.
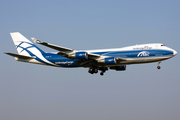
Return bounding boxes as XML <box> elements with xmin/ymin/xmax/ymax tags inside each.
<box><xmin>75</xmin><ymin>52</ymin><xmax>88</xmax><ymax>59</ymax></box>
<box><xmin>104</xmin><ymin>57</ymin><xmax>117</xmax><ymax>65</ymax></box>
<box><xmin>110</xmin><ymin>65</ymin><xmax>126</xmax><ymax>71</ymax></box>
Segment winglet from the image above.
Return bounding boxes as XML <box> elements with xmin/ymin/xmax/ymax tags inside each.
<box><xmin>31</xmin><ymin>37</ymin><xmax>42</xmax><ymax>43</ymax></box>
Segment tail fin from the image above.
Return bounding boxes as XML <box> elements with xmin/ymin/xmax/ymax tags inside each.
<box><xmin>9</xmin><ymin>32</ymin><xmax>58</xmax><ymax>66</ymax></box>
<box><xmin>10</xmin><ymin>32</ymin><xmax>45</xmax><ymax>57</ymax></box>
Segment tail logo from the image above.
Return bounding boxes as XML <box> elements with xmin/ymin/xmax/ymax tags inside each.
<box><xmin>16</xmin><ymin>41</ymin><xmax>37</xmax><ymax>54</ymax></box>
<box><xmin>16</xmin><ymin>41</ymin><xmax>57</xmax><ymax>66</ymax></box>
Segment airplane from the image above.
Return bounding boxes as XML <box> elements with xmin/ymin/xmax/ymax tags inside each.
<box><xmin>5</xmin><ymin>32</ymin><xmax>177</xmax><ymax>76</ymax></box>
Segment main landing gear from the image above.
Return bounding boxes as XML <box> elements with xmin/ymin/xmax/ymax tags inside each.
<box><xmin>157</xmin><ymin>61</ymin><xmax>161</xmax><ymax>69</ymax></box>
<box><xmin>100</xmin><ymin>70</ymin><xmax>106</xmax><ymax>76</ymax></box>
<box><xmin>88</xmin><ymin>68</ymin><xmax>98</xmax><ymax>74</ymax></box>
<box><xmin>88</xmin><ymin>67</ymin><xmax>108</xmax><ymax>76</ymax></box>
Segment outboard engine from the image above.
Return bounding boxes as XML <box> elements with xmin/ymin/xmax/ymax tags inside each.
<box><xmin>110</xmin><ymin>65</ymin><xmax>126</xmax><ymax>71</ymax></box>
<box><xmin>68</xmin><ymin>52</ymin><xmax>88</xmax><ymax>59</ymax></box>
<box><xmin>75</xmin><ymin>52</ymin><xmax>88</xmax><ymax>59</ymax></box>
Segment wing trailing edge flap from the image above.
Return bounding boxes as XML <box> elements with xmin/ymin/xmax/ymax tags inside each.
<box><xmin>5</xmin><ymin>52</ymin><xmax>36</xmax><ymax>59</ymax></box>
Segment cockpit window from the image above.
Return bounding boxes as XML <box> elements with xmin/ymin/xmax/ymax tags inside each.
<box><xmin>161</xmin><ymin>44</ymin><xmax>165</xmax><ymax>46</ymax></box>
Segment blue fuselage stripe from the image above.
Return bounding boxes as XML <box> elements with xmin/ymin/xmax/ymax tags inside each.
<box><xmin>44</xmin><ymin>49</ymin><xmax>173</xmax><ymax>67</ymax></box>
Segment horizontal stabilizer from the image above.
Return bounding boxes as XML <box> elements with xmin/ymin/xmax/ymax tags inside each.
<box><xmin>5</xmin><ymin>52</ymin><xmax>36</xmax><ymax>59</ymax></box>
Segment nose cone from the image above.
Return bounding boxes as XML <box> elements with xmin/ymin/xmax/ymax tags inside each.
<box><xmin>173</xmin><ymin>50</ymin><xmax>177</xmax><ymax>56</ymax></box>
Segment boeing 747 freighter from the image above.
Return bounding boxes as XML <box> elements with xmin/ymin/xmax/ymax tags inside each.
<box><xmin>5</xmin><ymin>32</ymin><xmax>177</xmax><ymax>76</ymax></box>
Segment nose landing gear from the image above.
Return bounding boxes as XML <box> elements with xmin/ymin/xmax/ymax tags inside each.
<box><xmin>157</xmin><ymin>61</ymin><xmax>161</xmax><ymax>69</ymax></box>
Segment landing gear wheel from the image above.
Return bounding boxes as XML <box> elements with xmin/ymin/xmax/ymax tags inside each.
<box><xmin>94</xmin><ymin>69</ymin><xmax>98</xmax><ymax>74</ymax></box>
<box><xmin>157</xmin><ymin>66</ymin><xmax>161</xmax><ymax>69</ymax></box>
<box><xmin>88</xmin><ymin>69</ymin><xmax>92</xmax><ymax>73</ymax></box>
<box><xmin>88</xmin><ymin>68</ymin><xmax>99</xmax><ymax>74</ymax></box>
<box><xmin>88</xmin><ymin>68</ymin><xmax>94</xmax><ymax>74</ymax></box>
<box><xmin>100</xmin><ymin>72</ymin><xmax>104</xmax><ymax>76</ymax></box>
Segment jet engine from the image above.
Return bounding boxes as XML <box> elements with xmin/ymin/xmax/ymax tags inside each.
<box><xmin>104</xmin><ymin>57</ymin><xmax>117</xmax><ymax>65</ymax></box>
<box><xmin>97</xmin><ymin>57</ymin><xmax>117</xmax><ymax>65</ymax></box>
<box><xmin>68</xmin><ymin>52</ymin><xmax>88</xmax><ymax>59</ymax></box>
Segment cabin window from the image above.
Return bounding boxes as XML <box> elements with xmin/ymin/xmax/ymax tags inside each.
<box><xmin>161</xmin><ymin>44</ymin><xmax>165</xmax><ymax>46</ymax></box>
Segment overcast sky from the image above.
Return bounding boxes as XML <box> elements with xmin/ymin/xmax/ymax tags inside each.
<box><xmin>0</xmin><ymin>0</ymin><xmax>180</xmax><ymax>120</ymax></box>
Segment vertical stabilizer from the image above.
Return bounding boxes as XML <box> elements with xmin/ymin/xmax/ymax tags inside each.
<box><xmin>10</xmin><ymin>32</ymin><xmax>45</xmax><ymax>57</ymax></box>
<box><xmin>9</xmin><ymin>32</ymin><xmax>57</xmax><ymax>66</ymax></box>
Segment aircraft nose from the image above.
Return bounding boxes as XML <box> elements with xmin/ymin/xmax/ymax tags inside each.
<box><xmin>173</xmin><ymin>50</ymin><xmax>177</xmax><ymax>56</ymax></box>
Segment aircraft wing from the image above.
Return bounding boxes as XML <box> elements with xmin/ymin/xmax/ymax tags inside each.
<box><xmin>31</xmin><ymin>38</ymin><xmax>127</xmax><ymax>67</ymax></box>
<box><xmin>31</xmin><ymin>38</ymin><xmax>101</xmax><ymax>60</ymax></box>
<box><xmin>31</xmin><ymin>38</ymin><xmax>73</xmax><ymax>52</ymax></box>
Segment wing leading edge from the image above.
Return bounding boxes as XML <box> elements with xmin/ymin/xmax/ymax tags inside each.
<box><xmin>31</xmin><ymin>38</ymin><xmax>101</xmax><ymax>59</ymax></box>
